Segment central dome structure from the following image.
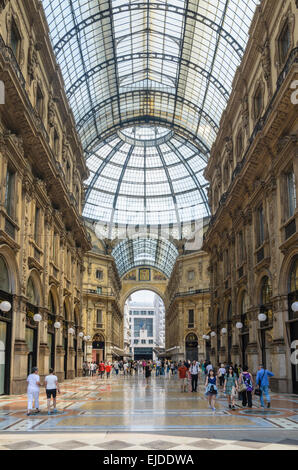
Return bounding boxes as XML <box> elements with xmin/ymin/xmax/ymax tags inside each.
<box><xmin>83</xmin><ymin>125</ymin><xmax>210</xmax><ymax>227</ymax></box>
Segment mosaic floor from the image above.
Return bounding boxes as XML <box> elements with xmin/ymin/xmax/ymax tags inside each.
<box><xmin>1</xmin><ymin>373</ymin><xmax>298</xmax><ymax>450</ymax></box>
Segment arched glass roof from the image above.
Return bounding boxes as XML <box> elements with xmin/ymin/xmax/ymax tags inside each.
<box><xmin>42</xmin><ymin>0</ymin><xmax>258</xmax><ymax>231</ymax></box>
<box><xmin>83</xmin><ymin>125</ymin><xmax>209</xmax><ymax>226</ymax></box>
<box><xmin>112</xmin><ymin>237</ymin><xmax>179</xmax><ymax>278</ymax></box>
<box><xmin>42</xmin><ymin>0</ymin><xmax>258</xmax><ymax>153</ymax></box>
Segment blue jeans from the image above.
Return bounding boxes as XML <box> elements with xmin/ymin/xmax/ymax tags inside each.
<box><xmin>260</xmin><ymin>385</ymin><xmax>270</xmax><ymax>407</ymax></box>
<box><xmin>156</xmin><ymin>367</ymin><xmax>160</xmax><ymax>376</ymax></box>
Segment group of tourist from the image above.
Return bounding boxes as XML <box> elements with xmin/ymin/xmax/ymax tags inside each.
<box><xmin>25</xmin><ymin>359</ymin><xmax>274</xmax><ymax>416</ymax></box>
<box><xmin>176</xmin><ymin>360</ymin><xmax>274</xmax><ymax>412</ymax></box>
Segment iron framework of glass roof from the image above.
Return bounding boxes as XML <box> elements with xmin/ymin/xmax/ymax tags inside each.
<box><xmin>43</xmin><ymin>0</ymin><xmax>257</xmax><ymax>154</ymax></box>
<box><xmin>83</xmin><ymin>126</ymin><xmax>210</xmax><ymax>228</ymax></box>
<box><xmin>42</xmin><ymin>0</ymin><xmax>258</xmax><ymax>275</ymax></box>
<box><xmin>112</xmin><ymin>237</ymin><xmax>179</xmax><ymax>278</ymax></box>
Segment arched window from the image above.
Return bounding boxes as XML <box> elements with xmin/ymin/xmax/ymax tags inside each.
<box><xmin>289</xmin><ymin>258</ymin><xmax>298</xmax><ymax>294</ymax></box>
<box><xmin>260</xmin><ymin>276</ymin><xmax>272</xmax><ymax>306</ymax></box>
<box><xmin>279</xmin><ymin>22</ymin><xmax>291</xmax><ymax>65</ymax></box>
<box><xmin>27</xmin><ymin>277</ymin><xmax>37</xmax><ymax>305</ymax></box>
<box><xmin>63</xmin><ymin>302</ymin><xmax>68</xmax><ymax>320</ymax></box>
<box><xmin>240</xmin><ymin>291</ymin><xmax>249</xmax><ymax>331</ymax></box>
<box><xmin>0</xmin><ymin>256</ymin><xmax>10</xmax><ymax>293</ymax></box>
<box><xmin>48</xmin><ymin>291</ymin><xmax>56</xmax><ymax>314</ymax></box>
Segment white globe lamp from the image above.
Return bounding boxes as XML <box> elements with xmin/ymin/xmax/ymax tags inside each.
<box><xmin>291</xmin><ymin>302</ymin><xmax>298</xmax><ymax>312</ymax></box>
<box><xmin>221</xmin><ymin>328</ymin><xmax>227</xmax><ymax>334</ymax></box>
<box><xmin>236</xmin><ymin>322</ymin><xmax>243</xmax><ymax>329</ymax></box>
<box><xmin>0</xmin><ymin>301</ymin><xmax>11</xmax><ymax>312</ymax></box>
<box><xmin>211</xmin><ymin>331</ymin><xmax>216</xmax><ymax>337</ymax></box>
<box><xmin>54</xmin><ymin>321</ymin><xmax>61</xmax><ymax>329</ymax></box>
<box><xmin>79</xmin><ymin>332</ymin><xmax>84</xmax><ymax>338</ymax></box>
<box><xmin>258</xmin><ymin>313</ymin><xmax>267</xmax><ymax>322</ymax></box>
<box><xmin>68</xmin><ymin>327</ymin><xmax>75</xmax><ymax>335</ymax></box>
<box><xmin>33</xmin><ymin>314</ymin><xmax>42</xmax><ymax>323</ymax></box>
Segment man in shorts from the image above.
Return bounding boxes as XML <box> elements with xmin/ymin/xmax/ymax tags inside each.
<box><xmin>44</xmin><ymin>368</ymin><xmax>60</xmax><ymax>415</ymax></box>
<box><xmin>178</xmin><ymin>362</ymin><xmax>188</xmax><ymax>392</ymax></box>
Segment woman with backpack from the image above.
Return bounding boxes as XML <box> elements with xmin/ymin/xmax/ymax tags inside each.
<box><xmin>239</xmin><ymin>365</ymin><xmax>254</xmax><ymax>408</ymax></box>
<box><xmin>205</xmin><ymin>369</ymin><xmax>218</xmax><ymax>412</ymax></box>
<box><xmin>223</xmin><ymin>366</ymin><xmax>238</xmax><ymax>410</ymax></box>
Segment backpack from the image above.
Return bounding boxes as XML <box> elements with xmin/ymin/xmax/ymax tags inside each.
<box><xmin>243</xmin><ymin>373</ymin><xmax>252</xmax><ymax>389</ymax></box>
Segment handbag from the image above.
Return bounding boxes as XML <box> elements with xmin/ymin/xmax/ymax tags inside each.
<box><xmin>239</xmin><ymin>383</ymin><xmax>247</xmax><ymax>393</ymax></box>
<box><xmin>255</xmin><ymin>370</ymin><xmax>266</xmax><ymax>396</ymax></box>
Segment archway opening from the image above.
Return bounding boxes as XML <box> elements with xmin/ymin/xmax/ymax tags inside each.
<box><xmin>124</xmin><ymin>290</ymin><xmax>165</xmax><ymax>361</ymax></box>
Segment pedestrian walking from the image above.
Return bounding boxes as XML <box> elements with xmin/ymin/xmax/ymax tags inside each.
<box><xmin>178</xmin><ymin>362</ymin><xmax>188</xmax><ymax>392</ymax></box>
<box><xmin>218</xmin><ymin>364</ymin><xmax>226</xmax><ymax>388</ymax></box>
<box><xmin>99</xmin><ymin>361</ymin><xmax>105</xmax><ymax>378</ymax></box>
<box><xmin>205</xmin><ymin>369</ymin><xmax>218</xmax><ymax>412</ymax></box>
<box><xmin>224</xmin><ymin>366</ymin><xmax>238</xmax><ymax>410</ymax></box>
<box><xmin>239</xmin><ymin>366</ymin><xmax>254</xmax><ymax>408</ymax></box>
<box><xmin>105</xmin><ymin>363</ymin><xmax>112</xmax><ymax>379</ymax></box>
<box><xmin>190</xmin><ymin>360</ymin><xmax>199</xmax><ymax>392</ymax></box>
<box><xmin>113</xmin><ymin>360</ymin><xmax>119</xmax><ymax>375</ymax></box>
<box><xmin>256</xmin><ymin>365</ymin><xmax>274</xmax><ymax>408</ymax></box>
<box><xmin>145</xmin><ymin>361</ymin><xmax>152</xmax><ymax>386</ymax></box>
<box><xmin>44</xmin><ymin>368</ymin><xmax>60</xmax><ymax>415</ymax></box>
<box><xmin>26</xmin><ymin>367</ymin><xmax>41</xmax><ymax>416</ymax></box>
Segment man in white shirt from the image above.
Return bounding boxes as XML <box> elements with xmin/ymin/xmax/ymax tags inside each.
<box><xmin>44</xmin><ymin>368</ymin><xmax>60</xmax><ymax>415</ymax></box>
<box><xmin>190</xmin><ymin>361</ymin><xmax>199</xmax><ymax>392</ymax></box>
<box><xmin>206</xmin><ymin>362</ymin><xmax>213</xmax><ymax>374</ymax></box>
<box><xmin>27</xmin><ymin>367</ymin><xmax>41</xmax><ymax>416</ymax></box>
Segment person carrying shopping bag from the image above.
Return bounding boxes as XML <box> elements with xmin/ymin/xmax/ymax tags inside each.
<box><xmin>224</xmin><ymin>366</ymin><xmax>238</xmax><ymax>410</ymax></box>
<box><xmin>239</xmin><ymin>366</ymin><xmax>254</xmax><ymax>408</ymax></box>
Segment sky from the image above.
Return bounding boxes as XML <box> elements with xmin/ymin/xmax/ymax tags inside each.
<box><xmin>130</xmin><ymin>290</ymin><xmax>156</xmax><ymax>304</ymax></box>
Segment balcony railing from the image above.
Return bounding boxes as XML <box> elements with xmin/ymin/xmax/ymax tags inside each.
<box><xmin>84</xmin><ymin>287</ymin><xmax>114</xmax><ymax>297</ymax></box>
<box><xmin>175</xmin><ymin>288</ymin><xmax>210</xmax><ymax>298</ymax></box>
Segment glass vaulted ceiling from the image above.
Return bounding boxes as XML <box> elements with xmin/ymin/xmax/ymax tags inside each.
<box><xmin>112</xmin><ymin>237</ymin><xmax>179</xmax><ymax>278</ymax></box>
<box><xmin>43</xmin><ymin>0</ymin><xmax>258</xmax><ymax>226</ymax></box>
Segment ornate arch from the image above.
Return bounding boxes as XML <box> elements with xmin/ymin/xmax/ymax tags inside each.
<box><xmin>48</xmin><ymin>285</ymin><xmax>59</xmax><ymax>314</ymax></box>
<box><xmin>27</xmin><ymin>269</ymin><xmax>43</xmax><ymax>306</ymax></box>
<box><xmin>63</xmin><ymin>297</ymin><xmax>71</xmax><ymax>321</ymax></box>
<box><xmin>278</xmin><ymin>248</ymin><xmax>298</xmax><ymax>295</ymax></box>
<box><xmin>0</xmin><ymin>244</ymin><xmax>20</xmax><ymax>294</ymax></box>
<box><xmin>121</xmin><ymin>286</ymin><xmax>165</xmax><ymax>312</ymax></box>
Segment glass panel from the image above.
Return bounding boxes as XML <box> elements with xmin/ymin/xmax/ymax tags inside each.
<box><xmin>0</xmin><ymin>257</ymin><xmax>10</xmax><ymax>293</ymax></box>
<box><xmin>27</xmin><ymin>278</ymin><xmax>36</xmax><ymax>305</ymax></box>
<box><xmin>290</xmin><ymin>258</ymin><xmax>298</xmax><ymax>293</ymax></box>
<box><xmin>26</xmin><ymin>327</ymin><xmax>34</xmax><ymax>354</ymax></box>
<box><xmin>42</xmin><ymin>0</ymin><xmax>258</xmax><ymax>227</ymax></box>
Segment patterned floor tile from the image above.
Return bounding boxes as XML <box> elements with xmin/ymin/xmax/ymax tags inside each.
<box><xmin>4</xmin><ymin>440</ymin><xmax>43</xmax><ymax>450</ymax></box>
<box><xmin>51</xmin><ymin>440</ymin><xmax>89</xmax><ymax>450</ymax></box>
<box><xmin>95</xmin><ymin>440</ymin><xmax>134</xmax><ymax>450</ymax></box>
<box><xmin>189</xmin><ymin>440</ymin><xmax>226</xmax><ymax>450</ymax></box>
<box><xmin>277</xmin><ymin>439</ymin><xmax>298</xmax><ymax>446</ymax></box>
<box><xmin>232</xmin><ymin>440</ymin><xmax>271</xmax><ymax>449</ymax></box>
<box><xmin>142</xmin><ymin>440</ymin><xmax>180</xmax><ymax>450</ymax></box>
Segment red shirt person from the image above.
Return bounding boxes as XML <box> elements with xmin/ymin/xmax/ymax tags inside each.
<box><xmin>105</xmin><ymin>364</ymin><xmax>112</xmax><ymax>378</ymax></box>
<box><xmin>178</xmin><ymin>365</ymin><xmax>188</xmax><ymax>392</ymax></box>
<box><xmin>99</xmin><ymin>361</ymin><xmax>105</xmax><ymax>378</ymax></box>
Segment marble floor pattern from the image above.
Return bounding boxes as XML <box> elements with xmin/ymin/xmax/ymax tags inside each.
<box><xmin>0</xmin><ymin>374</ymin><xmax>298</xmax><ymax>450</ymax></box>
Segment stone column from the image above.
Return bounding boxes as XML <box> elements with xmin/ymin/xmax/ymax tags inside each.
<box><xmin>38</xmin><ymin>307</ymin><xmax>50</xmax><ymax>381</ymax></box>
